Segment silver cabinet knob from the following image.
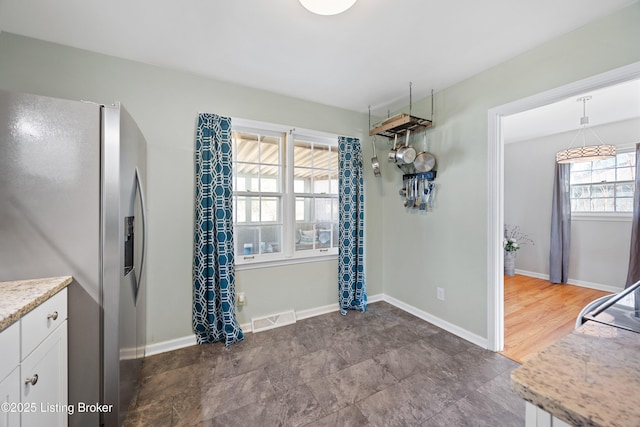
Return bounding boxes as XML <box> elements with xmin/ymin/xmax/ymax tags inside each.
<box><xmin>25</xmin><ymin>374</ymin><xmax>38</xmax><ymax>386</ymax></box>
<box><xmin>47</xmin><ymin>311</ymin><xmax>59</xmax><ymax>321</ymax></box>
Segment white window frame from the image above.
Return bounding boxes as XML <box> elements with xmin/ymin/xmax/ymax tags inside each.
<box><xmin>569</xmin><ymin>147</ymin><xmax>636</xmax><ymax>221</ymax></box>
<box><xmin>232</xmin><ymin>118</ymin><xmax>339</xmax><ymax>269</ymax></box>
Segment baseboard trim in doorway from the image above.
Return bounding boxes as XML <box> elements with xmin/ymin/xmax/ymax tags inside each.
<box><xmin>515</xmin><ymin>269</ymin><xmax>622</xmax><ymax>293</ymax></box>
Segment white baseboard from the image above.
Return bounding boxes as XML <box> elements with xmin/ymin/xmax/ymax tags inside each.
<box><xmin>381</xmin><ymin>294</ymin><xmax>488</xmax><ymax>349</ymax></box>
<box><xmin>145</xmin><ymin>334</ymin><xmax>197</xmax><ymax>357</ymax></box>
<box><xmin>144</xmin><ymin>292</ymin><xmax>481</xmax><ymax>356</ymax></box>
<box><xmin>515</xmin><ymin>269</ymin><xmax>622</xmax><ymax>293</ymax></box>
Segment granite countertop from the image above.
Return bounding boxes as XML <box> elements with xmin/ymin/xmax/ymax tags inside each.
<box><xmin>512</xmin><ymin>320</ymin><xmax>640</xmax><ymax>427</ymax></box>
<box><xmin>0</xmin><ymin>276</ymin><xmax>73</xmax><ymax>333</ymax></box>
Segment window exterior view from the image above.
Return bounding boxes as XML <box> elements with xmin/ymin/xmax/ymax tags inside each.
<box><xmin>232</xmin><ymin>125</ymin><xmax>339</xmax><ymax>265</ymax></box>
<box><xmin>570</xmin><ymin>150</ymin><xmax>636</xmax><ymax>213</ymax></box>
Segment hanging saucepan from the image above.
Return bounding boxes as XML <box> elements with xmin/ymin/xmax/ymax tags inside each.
<box><xmin>388</xmin><ymin>134</ymin><xmax>398</xmax><ymax>162</ymax></box>
<box><xmin>370</xmin><ymin>138</ymin><xmax>381</xmax><ymax>177</ymax></box>
<box><xmin>396</xmin><ymin>129</ymin><xmax>416</xmax><ymax>164</ymax></box>
<box><xmin>414</xmin><ymin>151</ymin><xmax>436</xmax><ymax>172</ymax></box>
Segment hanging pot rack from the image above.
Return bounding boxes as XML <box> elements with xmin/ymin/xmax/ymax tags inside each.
<box><xmin>369</xmin><ymin>83</ymin><xmax>433</xmax><ymax>138</ymax></box>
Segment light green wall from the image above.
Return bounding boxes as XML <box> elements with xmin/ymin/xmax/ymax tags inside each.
<box><xmin>0</xmin><ymin>32</ymin><xmax>384</xmax><ymax>344</ymax></box>
<box><xmin>379</xmin><ymin>3</ymin><xmax>640</xmax><ymax>338</ymax></box>
<box><xmin>0</xmin><ymin>1</ymin><xmax>638</xmax><ymax>346</ymax></box>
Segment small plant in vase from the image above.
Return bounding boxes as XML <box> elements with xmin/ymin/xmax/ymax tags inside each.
<box><xmin>503</xmin><ymin>225</ymin><xmax>534</xmax><ymax>277</ymax></box>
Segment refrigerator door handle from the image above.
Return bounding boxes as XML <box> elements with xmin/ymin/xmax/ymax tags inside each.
<box><xmin>134</xmin><ymin>166</ymin><xmax>147</xmax><ymax>304</ymax></box>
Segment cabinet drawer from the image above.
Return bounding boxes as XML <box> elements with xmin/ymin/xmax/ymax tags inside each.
<box><xmin>21</xmin><ymin>322</ymin><xmax>68</xmax><ymax>427</ymax></box>
<box><xmin>0</xmin><ymin>321</ymin><xmax>20</xmax><ymax>383</ymax></box>
<box><xmin>21</xmin><ymin>288</ymin><xmax>67</xmax><ymax>359</ymax></box>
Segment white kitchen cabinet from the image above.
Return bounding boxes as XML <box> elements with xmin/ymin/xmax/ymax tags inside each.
<box><xmin>525</xmin><ymin>402</ymin><xmax>573</xmax><ymax>427</ymax></box>
<box><xmin>0</xmin><ymin>368</ymin><xmax>21</xmax><ymax>427</ymax></box>
<box><xmin>0</xmin><ymin>287</ymin><xmax>68</xmax><ymax>427</ymax></box>
<box><xmin>21</xmin><ymin>324</ymin><xmax>67</xmax><ymax>427</ymax></box>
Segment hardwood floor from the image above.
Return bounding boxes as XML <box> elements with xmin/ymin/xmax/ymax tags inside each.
<box><xmin>500</xmin><ymin>274</ymin><xmax>611</xmax><ymax>364</ymax></box>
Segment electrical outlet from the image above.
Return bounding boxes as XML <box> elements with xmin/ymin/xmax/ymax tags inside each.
<box><xmin>237</xmin><ymin>292</ymin><xmax>246</xmax><ymax>306</ymax></box>
<box><xmin>437</xmin><ymin>287</ymin><xmax>445</xmax><ymax>301</ymax></box>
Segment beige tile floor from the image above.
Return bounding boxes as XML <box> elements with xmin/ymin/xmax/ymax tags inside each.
<box><xmin>123</xmin><ymin>302</ymin><xmax>525</xmax><ymax>426</ymax></box>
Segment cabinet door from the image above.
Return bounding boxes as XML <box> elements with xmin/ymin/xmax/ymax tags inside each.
<box><xmin>0</xmin><ymin>368</ymin><xmax>20</xmax><ymax>427</ymax></box>
<box><xmin>21</xmin><ymin>322</ymin><xmax>68</xmax><ymax>427</ymax></box>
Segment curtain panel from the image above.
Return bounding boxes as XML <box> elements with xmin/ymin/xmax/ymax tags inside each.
<box><xmin>338</xmin><ymin>136</ymin><xmax>366</xmax><ymax>315</ymax></box>
<box><xmin>626</xmin><ymin>143</ymin><xmax>640</xmax><ymax>288</ymax></box>
<box><xmin>549</xmin><ymin>162</ymin><xmax>571</xmax><ymax>284</ymax></box>
<box><xmin>193</xmin><ymin>113</ymin><xmax>244</xmax><ymax>346</ymax></box>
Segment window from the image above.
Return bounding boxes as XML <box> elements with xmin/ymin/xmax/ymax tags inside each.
<box><xmin>232</xmin><ymin>121</ymin><xmax>339</xmax><ymax>266</ymax></box>
<box><xmin>570</xmin><ymin>150</ymin><xmax>636</xmax><ymax>213</ymax></box>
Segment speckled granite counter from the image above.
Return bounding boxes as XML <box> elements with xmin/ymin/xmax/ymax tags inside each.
<box><xmin>512</xmin><ymin>320</ymin><xmax>640</xmax><ymax>427</ymax></box>
<box><xmin>0</xmin><ymin>276</ymin><xmax>72</xmax><ymax>332</ymax></box>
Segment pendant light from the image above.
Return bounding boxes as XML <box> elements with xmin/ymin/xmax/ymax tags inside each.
<box><xmin>556</xmin><ymin>96</ymin><xmax>616</xmax><ymax>163</ymax></box>
<box><xmin>298</xmin><ymin>0</ymin><xmax>357</xmax><ymax>15</ymax></box>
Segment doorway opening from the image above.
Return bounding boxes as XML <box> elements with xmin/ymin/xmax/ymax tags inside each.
<box><xmin>486</xmin><ymin>61</ymin><xmax>640</xmax><ymax>352</ymax></box>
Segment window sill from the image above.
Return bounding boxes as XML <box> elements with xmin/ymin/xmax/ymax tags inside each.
<box><xmin>571</xmin><ymin>212</ymin><xmax>632</xmax><ymax>222</ymax></box>
<box><xmin>235</xmin><ymin>253</ymin><xmax>338</xmax><ymax>271</ymax></box>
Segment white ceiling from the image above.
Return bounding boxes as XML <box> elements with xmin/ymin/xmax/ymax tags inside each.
<box><xmin>0</xmin><ymin>0</ymin><xmax>637</xmax><ymax>115</ymax></box>
<box><xmin>503</xmin><ymin>78</ymin><xmax>640</xmax><ymax>144</ymax></box>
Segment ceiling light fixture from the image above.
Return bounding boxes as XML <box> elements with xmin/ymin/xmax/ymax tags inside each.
<box><xmin>298</xmin><ymin>0</ymin><xmax>357</xmax><ymax>15</ymax></box>
<box><xmin>556</xmin><ymin>96</ymin><xmax>616</xmax><ymax>163</ymax></box>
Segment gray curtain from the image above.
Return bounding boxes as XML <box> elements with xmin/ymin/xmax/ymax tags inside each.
<box><xmin>549</xmin><ymin>162</ymin><xmax>571</xmax><ymax>283</ymax></box>
<box><xmin>625</xmin><ymin>143</ymin><xmax>640</xmax><ymax>288</ymax></box>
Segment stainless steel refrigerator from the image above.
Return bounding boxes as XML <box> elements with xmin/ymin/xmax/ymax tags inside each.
<box><xmin>0</xmin><ymin>89</ymin><xmax>147</xmax><ymax>427</ymax></box>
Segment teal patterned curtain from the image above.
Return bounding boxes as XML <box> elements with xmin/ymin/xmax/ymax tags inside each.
<box><xmin>193</xmin><ymin>113</ymin><xmax>243</xmax><ymax>346</ymax></box>
<box><xmin>338</xmin><ymin>136</ymin><xmax>366</xmax><ymax>315</ymax></box>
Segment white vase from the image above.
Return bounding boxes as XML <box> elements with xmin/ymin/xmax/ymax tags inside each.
<box><xmin>504</xmin><ymin>252</ymin><xmax>516</xmax><ymax>276</ymax></box>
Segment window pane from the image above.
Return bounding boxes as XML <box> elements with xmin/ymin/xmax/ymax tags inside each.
<box><xmin>329</xmin><ymin>148</ymin><xmax>339</xmax><ymax>171</ymax></box>
<box><xmin>237</xmin><ymin>226</ymin><xmax>259</xmax><ymax>255</ymax></box>
<box><xmin>330</xmin><ymin>176</ymin><xmax>339</xmax><ymax>195</ymax></box>
<box><xmin>571</xmin><ymin>161</ymin><xmax>590</xmax><ymax>172</ymax></box>
<box><xmin>571</xmin><ymin>185</ymin><xmax>590</xmax><ymax>199</ymax></box>
<box><xmin>260</xmin><ymin>135</ymin><xmax>281</xmax><ymax>165</ymax></box>
<box><xmin>591</xmin><ymin>168</ymin><xmax>615</xmax><ymax>183</ymax></box>
<box><xmin>250</xmin><ymin>197</ymin><xmax>260</xmax><ymax>222</ymax></box>
<box><xmin>617</xmin><ymin>167</ymin><xmax>635</xmax><ymax>181</ymax></box>
<box><xmin>295</xmin><ymin>198</ymin><xmax>305</xmax><ymax>221</ymax></box>
<box><xmin>315</xmin><ymin>198</ymin><xmax>334</xmax><ymax>222</ymax></box>
<box><xmin>294</xmin><ymin>179</ymin><xmax>306</xmax><ymax>193</ymax></box>
<box><xmin>314</xmin><ymin>145</ymin><xmax>330</xmax><ymax>169</ymax></box>
<box><xmin>260</xmin><ymin>197</ymin><xmax>280</xmax><ymax>222</ymax></box>
<box><xmin>592</xmin><ymin>157</ymin><xmax>616</xmax><ymax>170</ymax></box>
<box><xmin>294</xmin><ymin>168</ymin><xmax>312</xmax><ymax>193</ymax></box>
<box><xmin>295</xmin><ymin>197</ymin><xmax>311</xmax><ymax>222</ymax></box>
<box><xmin>296</xmin><ymin>223</ymin><xmax>316</xmax><ymax>251</ymax></box>
<box><xmin>317</xmin><ymin>226</ymin><xmax>332</xmax><ymax>249</ymax></box>
<box><xmin>571</xmin><ymin>171</ymin><xmax>591</xmax><ymax>184</ymax></box>
<box><xmin>294</xmin><ymin>141</ymin><xmax>313</xmax><ymax>167</ymax></box>
<box><xmin>616</xmin><ymin>183</ymin><xmax>635</xmax><ymax>197</ymax></box>
<box><xmin>235</xmin><ymin>132</ymin><xmax>259</xmax><ymax>163</ymax></box>
<box><xmin>591</xmin><ymin>183</ymin><xmax>614</xmax><ymax>198</ymax></box>
<box><xmin>260</xmin><ymin>165</ymin><xmax>280</xmax><ymax>192</ymax></box>
<box><xmin>235</xmin><ymin>176</ymin><xmax>246</xmax><ymax>192</ymax></box>
<box><xmin>235</xmin><ymin>196</ymin><xmax>247</xmax><ymax>223</ymax></box>
<box><xmin>616</xmin><ymin>197</ymin><xmax>634</xmax><ymax>212</ymax></box>
<box><xmin>313</xmin><ymin>171</ymin><xmax>331</xmax><ymax>194</ymax></box>
<box><xmin>617</xmin><ymin>152</ymin><xmax>635</xmax><ymax>167</ymax></box>
<box><xmin>258</xmin><ymin>225</ymin><xmax>282</xmax><ymax>254</ymax></box>
<box><xmin>591</xmin><ymin>198</ymin><xmax>614</xmax><ymax>211</ymax></box>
